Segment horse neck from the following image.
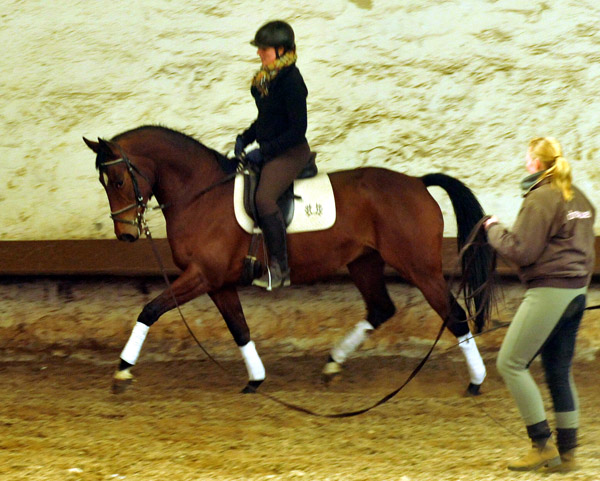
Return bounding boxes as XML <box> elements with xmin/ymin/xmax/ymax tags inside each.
<box><xmin>122</xmin><ymin>136</ymin><xmax>224</xmax><ymax>208</ymax></box>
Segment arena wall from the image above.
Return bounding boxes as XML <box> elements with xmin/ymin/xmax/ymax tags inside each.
<box><xmin>2</xmin><ymin>1</ymin><xmax>600</xmax><ymax>363</ymax></box>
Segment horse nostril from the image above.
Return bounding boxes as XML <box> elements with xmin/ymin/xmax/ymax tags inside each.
<box><xmin>118</xmin><ymin>233</ymin><xmax>137</xmax><ymax>243</ymax></box>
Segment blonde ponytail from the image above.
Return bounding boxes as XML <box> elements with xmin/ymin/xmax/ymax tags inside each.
<box><xmin>551</xmin><ymin>155</ymin><xmax>573</xmax><ymax>201</ymax></box>
<box><xmin>529</xmin><ymin>137</ymin><xmax>574</xmax><ymax>201</ymax></box>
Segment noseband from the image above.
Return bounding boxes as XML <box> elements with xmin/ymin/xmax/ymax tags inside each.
<box><xmin>99</xmin><ymin>146</ymin><xmax>153</xmax><ymax>236</ymax></box>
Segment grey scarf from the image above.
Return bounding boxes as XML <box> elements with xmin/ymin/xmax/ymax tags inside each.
<box><xmin>520</xmin><ymin>170</ymin><xmax>548</xmax><ymax>196</ymax></box>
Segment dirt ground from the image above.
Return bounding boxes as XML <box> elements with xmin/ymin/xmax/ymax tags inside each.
<box><xmin>1</xmin><ymin>352</ymin><xmax>599</xmax><ymax>481</ymax></box>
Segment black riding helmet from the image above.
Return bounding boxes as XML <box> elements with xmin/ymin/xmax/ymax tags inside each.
<box><xmin>250</xmin><ymin>20</ymin><xmax>295</xmax><ymax>53</ymax></box>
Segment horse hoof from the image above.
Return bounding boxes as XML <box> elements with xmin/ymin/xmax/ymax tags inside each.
<box><xmin>112</xmin><ymin>378</ymin><xmax>133</xmax><ymax>394</ymax></box>
<box><xmin>465</xmin><ymin>382</ymin><xmax>482</xmax><ymax>396</ymax></box>
<box><xmin>112</xmin><ymin>368</ymin><xmax>134</xmax><ymax>394</ymax></box>
<box><xmin>241</xmin><ymin>379</ymin><xmax>263</xmax><ymax>394</ymax></box>
<box><xmin>322</xmin><ymin>361</ymin><xmax>343</xmax><ymax>385</ymax></box>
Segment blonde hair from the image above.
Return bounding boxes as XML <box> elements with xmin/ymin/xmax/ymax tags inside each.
<box><xmin>529</xmin><ymin>137</ymin><xmax>573</xmax><ymax>201</ymax></box>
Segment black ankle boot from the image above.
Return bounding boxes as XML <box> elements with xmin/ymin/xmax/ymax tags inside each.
<box><xmin>253</xmin><ymin>211</ymin><xmax>290</xmax><ymax>291</ymax></box>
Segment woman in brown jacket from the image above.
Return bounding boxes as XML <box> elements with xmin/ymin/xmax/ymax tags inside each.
<box><xmin>484</xmin><ymin>137</ymin><xmax>596</xmax><ymax>472</ymax></box>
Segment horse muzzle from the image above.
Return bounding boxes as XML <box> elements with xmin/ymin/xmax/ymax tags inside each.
<box><xmin>117</xmin><ymin>232</ymin><xmax>139</xmax><ymax>242</ymax></box>
<box><xmin>113</xmin><ymin>214</ymin><xmax>142</xmax><ymax>242</ymax></box>
<box><xmin>110</xmin><ymin>203</ymin><xmax>144</xmax><ymax>241</ymax></box>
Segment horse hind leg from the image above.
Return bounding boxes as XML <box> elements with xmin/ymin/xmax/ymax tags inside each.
<box><xmin>446</xmin><ymin>295</ymin><xmax>486</xmax><ymax>395</ymax></box>
<box><xmin>410</xmin><ymin>271</ymin><xmax>486</xmax><ymax>395</ymax></box>
<box><xmin>322</xmin><ymin>250</ymin><xmax>396</xmax><ymax>384</ymax></box>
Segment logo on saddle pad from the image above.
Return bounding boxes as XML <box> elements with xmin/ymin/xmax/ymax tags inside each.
<box><xmin>233</xmin><ymin>173</ymin><xmax>336</xmax><ymax>234</ymax></box>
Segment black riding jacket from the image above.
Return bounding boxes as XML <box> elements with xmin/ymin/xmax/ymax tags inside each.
<box><xmin>241</xmin><ymin>64</ymin><xmax>308</xmax><ymax>160</ymax></box>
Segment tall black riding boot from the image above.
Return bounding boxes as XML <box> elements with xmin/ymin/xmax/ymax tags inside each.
<box><xmin>252</xmin><ymin>211</ymin><xmax>290</xmax><ymax>291</ymax></box>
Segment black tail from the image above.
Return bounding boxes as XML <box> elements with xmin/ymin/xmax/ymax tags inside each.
<box><xmin>421</xmin><ymin>173</ymin><xmax>496</xmax><ymax>332</ymax></box>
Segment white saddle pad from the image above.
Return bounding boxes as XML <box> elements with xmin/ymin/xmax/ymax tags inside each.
<box><xmin>233</xmin><ymin>173</ymin><xmax>336</xmax><ymax>234</ymax></box>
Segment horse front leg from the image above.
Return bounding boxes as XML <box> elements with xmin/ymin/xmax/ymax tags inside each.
<box><xmin>112</xmin><ymin>264</ymin><xmax>207</xmax><ymax>394</ymax></box>
<box><xmin>209</xmin><ymin>286</ymin><xmax>265</xmax><ymax>393</ymax></box>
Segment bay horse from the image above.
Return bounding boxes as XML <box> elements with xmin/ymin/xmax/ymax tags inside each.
<box><xmin>83</xmin><ymin>126</ymin><xmax>495</xmax><ymax>395</ymax></box>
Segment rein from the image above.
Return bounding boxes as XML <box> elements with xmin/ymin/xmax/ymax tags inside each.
<box><xmin>104</xmin><ymin>151</ymin><xmax>599</xmax><ymax>417</ymax></box>
<box><xmin>160</xmin><ymin>151</ymin><xmax>246</xmax><ymax>210</ymax></box>
<box><xmin>244</xmin><ymin>218</ymin><xmax>501</xmax><ymax>417</ymax></box>
<box><xmin>170</xmin><ymin>171</ymin><xmax>238</xmax><ymax>210</ymax></box>
<box><xmin>157</xmin><ymin>218</ymin><xmax>492</xmax><ymax>419</ymax></box>
<box><xmin>100</xmin><ymin>144</ymin><xmax>243</xmax><ymax>372</ymax></box>
<box><xmin>107</xmin><ymin>149</ymin><xmax>492</xmax><ymax>416</ymax></box>
<box><xmin>226</xmin><ymin>220</ymin><xmax>496</xmax><ymax>418</ymax></box>
<box><xmin>99</xmin><ymin>147</ymin><xmax>153</xmax><ymax>236</ymax></box>
<box><xmin>99</xmin><ymin>145</ymin><xmax>239</xmax><ymax>230</ymax></box>
<box><xmin>102</xmin><ymin>144</ymin><xmax>457</xmax><ymax>417</ymax></box>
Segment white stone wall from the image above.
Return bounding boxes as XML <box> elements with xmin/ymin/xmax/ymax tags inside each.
<box><xmin>2</xmin><ymin>0</ymin><xmax>600</xmax><ymax>240</ymax></box>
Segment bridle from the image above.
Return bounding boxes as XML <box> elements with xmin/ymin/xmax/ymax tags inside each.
<box><xmin>99</xmin><ymin>143</ymin><xmax>241</xmax><ymax>237</ymax></box>
<box><xmin>96</xmin><ymin>142</ymin><xmax>248</xmax><ymax>385</ymax></box>
<box><xmin>98</xmin><ymin>145</ymin><xmax>154</xmax><ymax>237</ymax></box>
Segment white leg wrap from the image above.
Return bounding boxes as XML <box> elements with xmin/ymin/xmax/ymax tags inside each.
<box><xmin>120</xmin><ymin>322</ymin><xmax>149</xmax><ymax>366</ymax></box>
<box><xmin>331</xmin><ymin>320</ymin><xmax>374</xmax><ymax>364</ymax></box>
<box><xmin>457</xmin><ymin>332</ymin><xmax>486</xmax><ymax>385</ymax></box>
<box><xmin>239</xmin><ymin>340</ymin><xmax>265</xmax><ymax>381</ymax></box>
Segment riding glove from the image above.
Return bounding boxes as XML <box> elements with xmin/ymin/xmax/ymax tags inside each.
<box><xmin>234</xmin><ymin>135</ymin><xmax>246</xmax><ymax>158</ymax></box>
<box><xmin>245</xmin><ymin>149</ymin><xmax>264</xmax><ymax>166</ymax></box>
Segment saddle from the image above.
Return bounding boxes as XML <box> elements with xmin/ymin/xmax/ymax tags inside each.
<box><xmin>234</xmin><ymin>152</ymin><xmax>335</xmax><ymax>285</ymax></box>
<box><xmin>243</xmin><ymin>152</ymin><xmax>319</xmax><ymax>225</ymax></box>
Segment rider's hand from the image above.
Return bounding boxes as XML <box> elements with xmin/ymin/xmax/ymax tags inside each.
<box><xmin>234</xmin><ymin>135</ymin><xmax>246</xmax><ymax>158</ymax></box>
<box><xmin>245</xmin><ymin>149</ymin><xmax>264</xmax><ymax>166</ymax></box>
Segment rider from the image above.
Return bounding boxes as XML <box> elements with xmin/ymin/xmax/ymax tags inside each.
<box><xmin>484</xmin><ymin>137</ymin><xmax>596</xmax><ymax>472</ymax></box>
<box><xmin>234</xmin><ymin>20</ymin><xmax>312</xmax><ymax>290</ymax></box>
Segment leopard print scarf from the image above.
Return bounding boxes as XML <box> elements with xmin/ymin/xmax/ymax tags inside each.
<box><xmin>251</xmin><ymin>51</ymin><xmax>297</xmax><ymax>97</ymax></box>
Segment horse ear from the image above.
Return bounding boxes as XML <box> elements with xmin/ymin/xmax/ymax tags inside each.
<box><xmin>83</xmin><ymin>136</ymin><xmax>119</xmax><ymax>160</ymax></box>
<box><xmin>97</xmin><ymin>138</ymin><xmax>120</xmax><ymax>160</ymax></box>
<box><xmin>83</xmin><ymin>136</ymin><xmax>100</xmax><ymax>153</ymax></box>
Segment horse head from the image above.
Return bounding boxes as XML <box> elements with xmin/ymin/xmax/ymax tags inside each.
<box><xmin>83</xmin><ymin>136</ymin><xmax>154</xmax><ymax>242</ymax></box>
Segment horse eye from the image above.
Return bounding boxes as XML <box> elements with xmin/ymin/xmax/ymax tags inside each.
<box><xmin>115</xmin><ymin>179</ymin><xmax>124</xmax><ymax>189</ymax></box>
